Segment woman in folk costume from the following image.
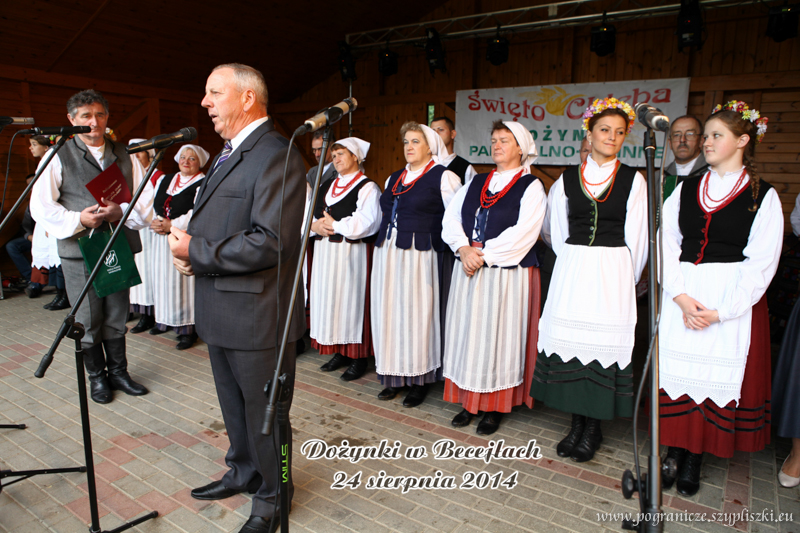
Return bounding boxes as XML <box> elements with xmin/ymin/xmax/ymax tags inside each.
<box><xmin>128</xmin><ymin>139</ymin><xmax>164</xmax><ymax>333</ymax></box>
<box><xmin>532</xmin><ymin>98</ymin><xmax>648</xmax><ymax>462</ymax></box>
<box><xmin>148</xmin><ymin>144</ymin><xmax>209</xmax><ymax>350</ymax></box>
<box><xmin>441</xmin><ymin>121</ymin><xmax>546</xmax><ymax>435</ymax></box>
<box><xmin>658</xmin><ymin>102</ymin><xmax>781</xmax><ymax>496</ymax></box>
<box><xmin>309</xmin><ymin>137</ymin><xmax>381</xmax><ymax>381</ymax></box>
<box><xmin>372</xmin><ymin>121</ymin><xmax>462</xmax><ymax>407</ymax></box>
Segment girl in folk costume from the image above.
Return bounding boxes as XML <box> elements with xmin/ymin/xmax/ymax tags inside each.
<box><xmin>149</xmin><ymin>144</ymin><xmax>210</xmax><ymax>350</ymax></box>
<box><xmin>441</xmin><ymin>121</ymin><xmax>546</xmax><ymax>435</ymax></box>
<box><xmin>309</xmin><ymin>137</ymin><xmax>381</xmax><ymax>381</ymax></box>
<box><xmin>658</xmin><ymin>102</ymin><xmax>781</xmax><ymax>496</ymax></box>
<box><xmin>128</xmin><ymin>139</ymin><xmax>164</xmax><ymax>333</ymax></box>
<box><xmin>372</xmin><ymin>122</ymin><xmax>462</xmax><ymax>407</ymax></box>
<box><xmin>532</xmin><ymin>98</ymin><xmax>648</xmax><ymax>462</ymax></box>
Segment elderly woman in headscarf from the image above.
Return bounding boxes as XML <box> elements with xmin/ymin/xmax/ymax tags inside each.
<box><xmin>308</xmin><ymin>137</ymin><xmax>381</xmax><ymax>382</ymax></box>
<box><xmin>148</xmin><ymin>144</ymin><xmax>210</xmax><ymax>350</ymax></box>
<box><xmin>441</xmin><ymin>121</ymin><xmax>546</xmax><ymax>435</ymax></box>
<box><xmin>128</xmin><ymin>138</ymin><xmax>165</xmax><ymax>332</ymax></box>
<box><xmin>371</xmin><ymin>121</ymin><xmax>462</xmax><ymax>407</ymax></box>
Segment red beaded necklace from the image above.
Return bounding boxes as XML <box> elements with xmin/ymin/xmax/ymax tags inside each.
<box><xmin>580</xmin><ymin>160</ymin><xmax>620</xmax><ymax>203</ymax></box>
<box><xmin>330</xmin><ymin>171</ymin><xmax>363</xmax><ymax>198</ymax></box>
<box><xmin>392</xmin><ymin>160</ymin><xmax>436</xmax><ymax>196</ymax></box>
<box><xmin>480</xmin><ymin>168</ymin><xmax>525</xmax><ymax>208</ymax></box>
<box><xmin>176</xmin><ymin>172</ymin><xmax>201</xmax><ymax>189</ymax></box>
<box><xmin>700</xmin><ymin>169</ymin><xmax>748</xmax><ymax>212</ymax></box>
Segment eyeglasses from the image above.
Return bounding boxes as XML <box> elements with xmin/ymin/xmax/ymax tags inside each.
<box><xmin>671</xmin><ymin>131</ymin><xmax>698</xmax><ymax>141</ymax></box>
<box><xmin>312</xmin><ymin>148</ymin><xmax>324</xmax><ymax>154</ymax></box>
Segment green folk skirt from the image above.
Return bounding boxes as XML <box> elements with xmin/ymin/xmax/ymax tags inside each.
<box><xmin>530</xmin><ymin>352</ymin><xmax>634</xmax><ymax>420</ymax></box>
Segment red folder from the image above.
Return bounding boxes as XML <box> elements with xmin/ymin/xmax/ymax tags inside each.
<box><xmin>85</xmin><ymin>162</ymin><xmax>132</xmax><ymax>207</ymax></box>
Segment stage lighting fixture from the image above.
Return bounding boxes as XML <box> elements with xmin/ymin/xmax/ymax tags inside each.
<box><xmin>486</xmin><ymin>29</ymin><xmax>509</xmax><ymax>66</ymax></box>
<box><xmin>378</xmin><ymin>46</ymin><xmax>399</xmax><ymax>76</ymax></box>
<box><xmin>590</xmin><ymin>13</ymin><xmax>616</xmax><ymax>57</ymax></box>
<box><xmin>338</xmin><ymin>41</ymin><xmax>357</xmax><ymax>82</ymax></box>
<box><xmin>425</xmin><ymin>28</ymin><xmax>446</xmax><ymax>74</ymax></box>
<box><xmin>766</xmin><ymin>3</ymin><xmax>798</xmax><ymax>43</ymax></box>
<box><xmin>676</xmin><ymin>0</ymin><xmax>704</xmax><ymax>51</ymax></box>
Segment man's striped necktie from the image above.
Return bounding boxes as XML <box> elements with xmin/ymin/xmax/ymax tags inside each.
<box><xmin>211</xmin><ymin>142</ymin><xmax>232</xmax><ymax>174</ymax></box>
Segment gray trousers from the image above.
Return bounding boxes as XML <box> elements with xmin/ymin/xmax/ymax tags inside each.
<box><xmin>61</xmin><ymin>257</ymin><xmax>129</xmax><ymax>347</ymax></box>
<box><xmin>208</xmin><ymin>343</ymin><xmax>295</xmax><ymax>518</ymax></box>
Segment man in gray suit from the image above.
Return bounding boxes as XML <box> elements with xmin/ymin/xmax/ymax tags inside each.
<box><xmin>662</xmin><ymin>115</ymin><xmax>707</xmax><ymax>200</ymax></box>
<box><xmin>169</xmin><ymin>63</ymin><xmax>305</xmax><ymax>533</ymax></box>
<box><xmin>306</xmin><ymin>129</ymin><xmax>336</xmax><ymax>187</ymax></box>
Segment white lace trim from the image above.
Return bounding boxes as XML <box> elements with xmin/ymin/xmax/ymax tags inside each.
<box><xmin>546</xmin><ymin>315</ymin><xmax>636</xmax><ymax>333</ymax></box>
<box><xmin>538</xmin><ymin>331</ymin><xmax>633</xmax><ymax>369</ymax></box>
<box><xmin>442</xmin><ymin>372</ymin><xmax>524</xmax><ymax>394</ymax></box>
<box><xmin>660</xmin><ymin>378</ymin><xmax>742</xmax><ymax>408</ymax></box>
<box><xmin>375</xmin><ymin>364</ymin><xmax>441</xmax><ymax>378</ymax></box>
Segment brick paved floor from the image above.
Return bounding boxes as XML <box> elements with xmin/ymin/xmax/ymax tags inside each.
<box><xmin>0</xmin><ymin>289</ymin><xmax>797</xmax><ymax>532</ymax></box>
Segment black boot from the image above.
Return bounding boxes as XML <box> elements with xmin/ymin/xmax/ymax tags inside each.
<box><xmin>83</xmin><ymin>343</ymin><xmax>112</xmax><ymax>404</ymax></box>
<box><xmin>176</xmin><ymin>332</ymin><xmax>198</xmax><ymax>350</ymax></box>
<box><xmin>104</xmin><ymin>338</ymin><xmax>148</xmax><ymax>396</ymax></box>
<box><xmin>130</xmin><ymin>314</ymin><xmax>155</xmax><ymax>333</ymax></box>
<box><xmin>570</xmin><ymin>417</ymin><xmax>603</xmax><ymax>462</ymax></box>
<box><xmin>557</xmin><ymin>414</ymin><xmax>587</xmax><ymax>457</ymax></box>
<box><xmin>43</xmin><ymin>291</ymin><xmax>60</xmax><ymax>310</ymax></box>
<box><xmin>476</xmin><ymin>412</ymin><xmax>504</xmax><ymax>435</ymax></box>
<box><xmin>676</xmin><ymin>452</ymin><xmax>703</xmax><ymax>496</ymax></box>
<box><xmin>662</xmin><ymin>447</ymin><xmax>688</xmax><ymax>489</ymax></box>
<box><xmin>47</xmin><ymin>290</ymin><xmax>70</xmax><ymax>311</ymax></box>
<box><xmin>403</xmin><ymin>384</ymin><xmax>428</xmax><ymax>407</ymax></box>
<box><xmin>320</xmin><ymin>353</ymin><xmax>348</xmax><ymax>372</ymax></box>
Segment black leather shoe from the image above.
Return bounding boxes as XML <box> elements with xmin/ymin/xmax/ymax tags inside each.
<box><xmin>239</xmin><ymin>515</ymin><xmax>280</xmax><ymax>533</ymax></box>
<box><xmin>130</xmin><ymin>314</ymin><xmax>155</xmax><ymax>334</ymax></box>
<box><xmin>149</xmin><ymin>326</ymin><xmax>166</xmax><ymax>335</ymax></box>
<box><xmin>25</xmin><ymin>283</ymin><xmax>42</xmax><ymax>298</ymax></box>
<box><xmin>662</xmin><ymin>447</ymin><xmax>688</xmax><ymax>489</ymax></box>
<box><xmin>176</xmin><ymin>332</ymin><xmax>198</xmax><ymax>351</ymax></box>
<box><xmin>451</xmin><ymin>409</ymin><xmax>474</xmax><ymax>428</ymax></box>
<box><xmin>378</xmin><ymin>387</ymin><xmax>401</xmax><ymax>401</ymax></box>
<box><xmin>476</xmin><ymin>412</ymin><xmax>504</xmax><ymax>435</ymax></box>
<box><xmin>104</xmin><ymin>338</ymin><xmax>148</xmax><ymax>396</ymax></box>
<box><xmin>341</xmin><ymin>358</ymin><xmax>368</xmax><ymax>381</ymax></box>
<box><xmin>570</xmin><ymin>417</ymin><xmax>603</xmax><ymax>462</ymax></box>
<box><xmin>83</xmin><ymin>344</ymin><xmax>112</xmax><ymax>404</ymax></box>
<box><xmin>557</xmin><ymin>414</ymin><xmax>586</xmax><ymax>457</ymax></box>
<box><xmin>47</xmin><ymin>291</ymin><xmax>71</xmax><ymax>310</ymax></box>
<box><xmin>320</xmin><ymin>353</ymin><xmax>348</xmax><ymax>372</ymax></box>
<box><xmin>89</xmin><ymin>377</ymin><xmax>113</xmax><ymax>404</ymax></box>
<box><xmin>191</xmin><ymin>480</ymin><xmax>257</xmax><ymax>501</ymax></box>
<box><xmin>676</xmin><ymin>452</ymin><xmax>703</xmax><ymax>496</ymax></box>
<box><xmin>43</xmin><ymin>291</ymin><xmax>60</xmax><ymax>310</ymax></box>
<box><xmin>403</xmin><ymin>384</ymin><xmax>428</xmax><ymax>407</ymax></box>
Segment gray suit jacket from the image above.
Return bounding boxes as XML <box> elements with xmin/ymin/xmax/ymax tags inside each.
<box><xmin>306</xmin><ymin>163</ymin><xmax>336</xmax><ymax>187</ymax></box>
<box><xmin>188</xmin><ymin>119</ymin><xmax>306</xmax><ymax>350</ymax></box>
<box><xmin>662</xmin><ymin>154</ymin><xmax>708</xmax><ymax>183</ymax></box>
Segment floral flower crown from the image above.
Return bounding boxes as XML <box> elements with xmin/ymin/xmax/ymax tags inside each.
<box><xmin>711</xmin><ymin>100</ymin><xmax>768</xmax><ymax>143</ymax></box>
<box><xmin>581</xmin><ymin>97</ymin><xmax>636</xmax><ymax>134</ymax></box>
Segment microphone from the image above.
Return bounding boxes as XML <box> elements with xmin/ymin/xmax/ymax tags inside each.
<box><xmin>19</xmin><ymin>126</ymin><xmax>91</xmax><ymax>135</ymax></box>
<box><xmin>0</xmin><ymin>117</ymin><xmax>35</xmax><ymax>126</ymax></box>
<box><xmin>126</xmin><ymin>127</ymin><xmax>197</xmax><ymax>154</ymax></box>
<box><xmin>634</xmin><ymin>102</ymin><xmax>670</xmax><ymax>132</ymax></box>
<box><xmin>295</xmin><ymin>98</ymin><xmax>358</xmax><ymax>136</ymax></box>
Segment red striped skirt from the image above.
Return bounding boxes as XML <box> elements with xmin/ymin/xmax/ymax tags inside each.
<box><xmin>311</xmin><ymin>243</ymin><xmax>374</xmax><ymax>360</ymax></box>
<box><xmin>444</xmin><ymin>267</ymin><xmax>540</xmax><ymax>414</ymax></box>
<box><xmin>659</xmin><ymin>297</ymin><xmax>771</xmax><ymax>458</ymax></box>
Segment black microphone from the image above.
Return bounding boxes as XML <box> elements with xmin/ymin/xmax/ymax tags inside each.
<box><xmin>126</xmin><ymin>127</ymin><xmax>197</xmax><ymax>154</ymax></box>
<box><xmin>634</xmin><ymin>102</ymin><xmax>670</xmax><ymax>132</ymax></box>
<box><xmin>295</xmin><ymin>98</ymin><xmax>358</xmax><ymax>136</ymax></box>
<box><xmin>0</xmin><ymin>117</ymin><xmax>35</xmax><ymax>126</ymax></box>
<box><xmin>18</xmin><ymin>126</ymin><xmax>91</xmax><ymax>135</ymax></box>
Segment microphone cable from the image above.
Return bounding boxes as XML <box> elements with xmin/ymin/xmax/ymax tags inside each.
<box><xmin>1</xmin><ymin>131</ymin><xmax>24</xmax><ymax>218</ymax></box>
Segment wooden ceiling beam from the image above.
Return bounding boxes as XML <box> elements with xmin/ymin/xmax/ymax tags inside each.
<box><xmin>47</xmin><ymin>0</ymin><xmax>113</xmax><ymax>72</ymax></box>
<box><xmin>0</xmin><ymin>64</ymin><xmax>199</xmax><ymax>105</ymax></box>
<box><xmin>112</xmin><ymin>100</ymin><xmax>150</xmax><ymax>140</ymax></box>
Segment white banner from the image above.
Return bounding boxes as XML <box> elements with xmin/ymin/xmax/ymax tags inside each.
<box><xmin>455</xmin><ymin>78</ymin><xmax>690</xmax><ymax>167</ymax></box>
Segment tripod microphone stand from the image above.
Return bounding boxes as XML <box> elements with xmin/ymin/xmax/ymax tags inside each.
<box><xmin>0</xmin><ymin>146</ymin><xmax>166</xmax><ymax>532</ymax></box>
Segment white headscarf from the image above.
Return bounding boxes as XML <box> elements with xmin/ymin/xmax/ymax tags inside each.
<box><xmin>419</xmin><ymin>124</ymin><xmax>448</xmax><ymax>164</ymax></box>
<box><xmin>335</xmin><ymin>137</ymin><xmax>371</xmax><ymax>172</ymax></box>
<box><xmin>128</xmin><ymin>138</ymin><xmax>154</xmax><ymax>159</ymax></box>
<box><xmin>174</xmin><ymin>144</ymin><xmax>211</xmax><ymax>169</ymax></box>
<box><xmin>502</xmin><ymin>121</ymin><xmax>538</xmax><ymax>170</ymax></box>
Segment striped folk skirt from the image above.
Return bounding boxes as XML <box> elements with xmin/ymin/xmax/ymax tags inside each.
<box><xmin>443</xmin><ymin>267</ymin><xmax>540</xmax><ymax>414</ymax></box>
<box><xmin>658</xmin><ymin>297</ymin><xmax>771</xmax><ymax>458</ymax></box>
<box><xmin>310</xmin><ymin>239</ymin><xmax>373</xmax><ymax>359</ymax></box>
<box><xmin>150</xmin><ymin>232</ymin><xmax>195</xmax><ymax>328</ymax></box>
<box><xmin>130</xmin><ymin>228</ymin><xmax>156</xmax><ymax>308</ymax></box>
<box><xmin>371</xmin><ymin>233</ymin><xmax>442</xmax><ymax>381</ymax></box>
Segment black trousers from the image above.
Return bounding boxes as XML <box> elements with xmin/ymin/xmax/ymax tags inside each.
<box><xmin>208</xmin><ymin>342</ymin><xmax>295</xmax><ymax>518</ymax></box>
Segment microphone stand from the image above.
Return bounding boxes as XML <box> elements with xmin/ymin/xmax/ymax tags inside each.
<box><xmin>24</xmin><ymin>147</ymin><xmax>166</xmax><ymax>533</ymax></box>
<box><xmin>620</xmin><ymin>128</ymin><xmax>663</xmax><ymax>532</ymax></box>
<box><xmin>262</xmin><ymin>124</ymin><xmax>334</xmax><ymax>533</ymax></box>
